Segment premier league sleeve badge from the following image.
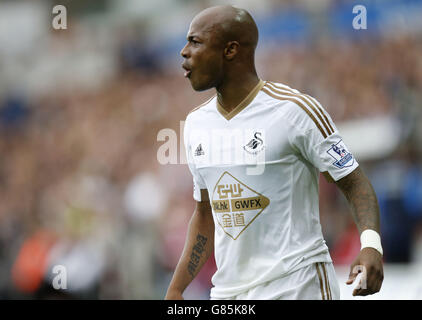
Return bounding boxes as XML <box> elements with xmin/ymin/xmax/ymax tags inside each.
<box><xmin>327</xmin><ymin>139</ymin><xmax>354</xmax><ymax>169</ymax></box>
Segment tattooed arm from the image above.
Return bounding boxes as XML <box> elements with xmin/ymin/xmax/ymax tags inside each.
<box><xmin>334</xmin><ymin>166</ymin><xmax>384</xmax><ymax>296</ymax></box>
<box><xmin>335</xmin><ymin>166</ymin><xmax>380</xmax><ymax>233</ymax></box>
<box><xmin>165</xmin><ymin>192</ymin><xmax>214</xmax><ymax>300</ymax></box>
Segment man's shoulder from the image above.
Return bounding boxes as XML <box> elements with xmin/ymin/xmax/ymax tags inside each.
<box><xmin>260</xmin><ymin>81</ymin><xmax>310</xmax><ymax>107</ymax></box>
<box><xmin>261</xmin><ymin>81</ymin><xmax>334</xmax><ymax>137</ymax></box>
<box><xmin>262</xmin><ymin>80</ymin><xmax>301</xmax><ymax>95</ymax></box>
<box><xmin>260</xmin><ymin>81</ymin><xmax>308</xmax><ymax>121</ymax></box>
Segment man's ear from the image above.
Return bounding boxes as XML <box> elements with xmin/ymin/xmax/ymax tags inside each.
<box><xmin>224</xmin><ymin>41</ymin><xmax>239</xmax><ymax>60</ymax></box>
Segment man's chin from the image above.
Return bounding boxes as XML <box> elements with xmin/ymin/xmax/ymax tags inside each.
<box><xmin>190</xmin><ymin>80</ymin><xmax>212</xmax><ymax>92</ymax></box>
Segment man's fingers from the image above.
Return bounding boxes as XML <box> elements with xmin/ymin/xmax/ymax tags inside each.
<box><xmin>352</xmin><ymin>276</ymin><xmax>372</xmax><ymax>296</ymax></box>
<box><xmin>353</xmin><ymin>288</ymin><xmax>370</xmax><ymax>296</ymax></box>
<box><xmin>353</xmin><ymin>271</ymin><xmax>383</xmax><ymax>296</ymax></box>
<box><xmin>346</xmin><ymin>266</ymin><xmax>360</xmax><ymax>285</ymax></box>
<box><xmin>353</xmin><ymin>286</ymin><xmax>376</xmax><ymax>296</ymax></box>
<box><xmin>352</xmin><ymin>277</ymin><xmax>365</xmax><ymax>296</ymax></box>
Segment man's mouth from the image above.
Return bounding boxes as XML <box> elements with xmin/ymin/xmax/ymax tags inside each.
<box><xmin>182</xmin><ymin>64</ymin><xmax>192</xmax><ymax>78</ymax></box>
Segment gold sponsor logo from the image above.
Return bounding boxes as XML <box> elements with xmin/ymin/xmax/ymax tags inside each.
<box><xmin>212</xmin><ymin>172</ymin><xmax>270</xmax><ymax>240</ymax></box>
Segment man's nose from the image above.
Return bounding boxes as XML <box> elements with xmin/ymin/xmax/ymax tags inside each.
<box><xmin>180</xmin><ymin>44</ymin><xmax>189</xmax><ymax>58</ymax></box>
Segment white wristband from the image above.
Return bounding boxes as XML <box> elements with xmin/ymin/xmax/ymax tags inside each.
<box><xmin>360</xmin><ymin>229</ymin><xmax>383</xmax><ymax>256</ymax></box>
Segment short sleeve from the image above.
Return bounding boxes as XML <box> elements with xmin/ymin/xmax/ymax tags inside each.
<box><xmin>287</xmin><ymin>101</ymin><xmax>359</xmax><ymax>181</ymax></box>
<box><xmin>184</xmin><ymin>119</ymin><xmax>207</xmax><ymax>201</ymax></box>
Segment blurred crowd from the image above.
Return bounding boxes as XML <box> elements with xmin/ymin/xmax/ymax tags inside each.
<box><xmin>1</xmin><ymin>1</ymin><xmax>422</xmax><ymax>300</ymax></box>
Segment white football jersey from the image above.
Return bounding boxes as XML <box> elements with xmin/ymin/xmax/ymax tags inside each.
<box><xmin>183</xmin><ymin>79</ymin><xmax>359</xmax><ymax>299</ymax></box>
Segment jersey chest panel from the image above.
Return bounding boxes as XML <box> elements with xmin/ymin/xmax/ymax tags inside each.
<box><xmin>188</xmin><ymin>107</ymin><xmax>294</xmax><ymax>170</ymax></box>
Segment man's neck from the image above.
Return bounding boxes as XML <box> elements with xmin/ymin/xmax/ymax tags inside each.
<box><xmin>216</xmin><ymin>72</ymin><xmax>260</xmax><ymax>113</ymax></box>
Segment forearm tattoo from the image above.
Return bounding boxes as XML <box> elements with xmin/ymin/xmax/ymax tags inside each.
<box><xmin>187</xmin><ymin>233</ymin><xmax>208</xmax><ymax>278</ymax></box>
<box><xmin>336</xmin><ymin>167</ymin><xmax>380</xmax><ymax>233</ymax></box>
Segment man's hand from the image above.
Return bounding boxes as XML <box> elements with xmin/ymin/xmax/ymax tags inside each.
<box><xmin>346</xmin><ymin>247</ymin><xmax>384</xmax><ymax>296</ymax></box>
<box><xmin>165</xmin><ymin>289</ymin><xmax>184</xmax><ymax>300</ymax></box>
